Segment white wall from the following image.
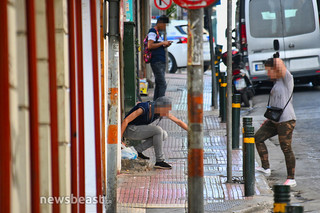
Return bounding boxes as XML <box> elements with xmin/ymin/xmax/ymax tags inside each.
<box><xmin>82</xmin><ymin>0</ymin><xmax>97</xmax><ymax>212</ymax></box>
<box><xmin>216</xmin><ymin>0</ymin><xmax>237</xmax><ymax>71</ymax></box>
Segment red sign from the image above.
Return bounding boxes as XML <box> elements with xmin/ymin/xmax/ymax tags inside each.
<box><xmin>173</xmin><ymin>0</ymin><xmax>219</xmax><ymax>9</ymax></box>
<box><xmin>154</xmin><ymin>0</ymin><xmax>172</xmax><ymax>10</ymax></box>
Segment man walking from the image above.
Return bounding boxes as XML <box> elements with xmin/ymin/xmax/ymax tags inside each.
<box><xmin>147</xmin><ymin>15</ymin><xmax>172</xmax><ymax>101</ymax></box>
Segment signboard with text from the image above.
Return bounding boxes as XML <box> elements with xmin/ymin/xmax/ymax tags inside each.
<box><xmin>124</xmin><ymin>0</ymin><xmax>133</xmax><ymax>22</ymax></box>
<box><xmin>173</xmin><ymin>0</ymin><xmax>219</xmax><ymax>9</ymax></box>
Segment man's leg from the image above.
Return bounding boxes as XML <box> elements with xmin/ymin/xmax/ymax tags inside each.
<box><xmin>277</xmin><ymin>120</ymin><xmax>296</xmax><ymax>179</ymax></box>
<box><xmin>151</xmin><ymin>61</ymin><xmax>166</xmax><ymax>101</ymax></box>
<box><xmin>124</xmin><ymin>125</ymin><xmax>166</xmax><ymax>162</ymax></box>
<box><xmin>254</xmin><ymin>120</ymin><xmax>278</xmax><ymax>169</ymax></box>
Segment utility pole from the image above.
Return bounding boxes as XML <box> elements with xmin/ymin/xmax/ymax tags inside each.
<box><xmin>106</xmin><ymin>0</ymin><xmax>120</xmax><ymax>212</ymax></box>
<box><xmin>205</xmin><ymin>7</ymin><xmax>218</xmax><ymax>109</ymax></box>
<box><xmin>163</xmin><ymin>10</ymin><xmax>169</xmax><ymax>73</ymax></box>
<box><xmin>226</xmin><ymin>0</ymin><xmax>233</xmax><ymax>183</ymax></box>
<box><xmin>187</xmin><ymin>8</ymin><xmax>204</xmax><ymax>213</ymax></box>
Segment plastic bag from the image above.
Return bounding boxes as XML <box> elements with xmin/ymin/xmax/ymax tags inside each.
<box><xmin>121</xmin><ymin>145</ymin><xmax>137</xmax><ymax>160</ymax></box>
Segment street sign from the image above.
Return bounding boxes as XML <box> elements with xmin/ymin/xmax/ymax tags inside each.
<box><xmin>173</xmin><ymin>0</ymin><xmax>219</xmax><ymax>9</ymax></box>
<box><xmin>154</xmin><ymin>0</ymin><xmax>172</xmax><ymax>10</ymax></box>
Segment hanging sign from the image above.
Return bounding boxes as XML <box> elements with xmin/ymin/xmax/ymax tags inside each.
<box><xmin>154</xmin><ymin>0</ymin><xmax>173</xmax><ymax>10</ymax></box>
<box><xmin>124</xmin><ymin>0</ymin><xmax>133</xmax><ymax>22</ymax></box>
<box><xmin>173</xmin><ymin>0</ymin><xmax>219</xmax><ymax>9</ymax></box>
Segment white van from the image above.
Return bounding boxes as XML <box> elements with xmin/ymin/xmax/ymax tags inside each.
<box><xmin>235</xmin><ymin>0</ymin><xmax>320</xmax><ymax>86</ymax></box>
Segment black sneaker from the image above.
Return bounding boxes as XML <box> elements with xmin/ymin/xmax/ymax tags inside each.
<box><xmin>138</xmin><ymin>152</ymin><xmax>150</xmax><ymax>160</ymax></box>
<box><xmin>154</xmin><ymin>161</ymin><xmax>172</xmax><ymax>170</ymax></box>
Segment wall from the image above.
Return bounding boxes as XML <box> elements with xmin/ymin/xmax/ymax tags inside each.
<box><xmin>82</xmin><ymin>0</ymin><xmax>97</xmax><ymax>211</ymax></box>
<box><xmin>8</xmin><ymin>0</ymin><xmax>24</xmax><ymax>212</ymax></box>
<box><xmin>216</xmin><ymin>0</ymin><xmax>237</xmax><ymax>71</ymax></box>
<box><xmin>55</xmin><ymin>0</ymin><xmax>72</xmax><ymax>212</ymax></box>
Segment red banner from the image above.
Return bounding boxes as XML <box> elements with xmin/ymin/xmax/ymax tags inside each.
<box><xmin>173</xmin><ymin>0</ymin><xmax>219</xmax><ymax>9</ymax></box>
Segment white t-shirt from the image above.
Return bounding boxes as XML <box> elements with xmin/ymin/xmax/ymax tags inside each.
<box><xmin>148</xmin><ymin>31</ymin><xmax>163</xmax><ymax>42</ymax></box>
<box><xmin>269</xmin><ymin>69</ymin><xmax>296</xmax><ymax>122</ymax></box>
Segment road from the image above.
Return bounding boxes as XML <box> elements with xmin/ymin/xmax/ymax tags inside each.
<box><xmin>246</xmin><ymin>84</ymin><xmax>320</xmax><ymax>213</ymax></box>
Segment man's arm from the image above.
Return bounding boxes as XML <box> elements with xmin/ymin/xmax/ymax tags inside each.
<box><xmin>167</xmin><ymin>113</ymin><xmax>188</xmax><ymax>131</ymax></box>
<box><xmin>121</xmin><ymin>108</ymin><xmax>144</xmax><ymax>138</ymax></box>
<box><xmin>148</xmin><ymin>40</ymin><xmax>172</xmax><ymax>50</ymax></box>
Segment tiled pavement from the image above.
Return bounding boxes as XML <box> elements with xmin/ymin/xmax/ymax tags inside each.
<box><xmin>117</xmin><ymin>71</ymin><xmax>273</xmax><ymax>212</ymax></box>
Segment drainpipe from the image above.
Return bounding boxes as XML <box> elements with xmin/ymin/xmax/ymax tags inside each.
<box><xmin>0</xmin><ymin>1</ymin><xmax>11</xmax><ymax>212</ymax></box>
<box><xmin>46</xmin><ymin>0</ymin><xmax>60</xmax><ymax>212</ymax></box>
<box><xmin>106</xmin><ymin>0</ymin><xmax>120</xmax><ymax>212</ymax></box>
<box><xmin>90</xmin><ymin>0</ymin><xmax>103</xmax><ymax>212</ymax></box>
<box><xmin>100</xmin><ymin>0</ymin><xmax>107</xmax><ymax>197</ymax></box>
<box><xmin>26</xmin><ymin>0</ymin><xmax>40</xmax><ymax>212</ymax></box>
<box><xmin>75</xmin><ymin>0</ymin><xmax>85</xmax><ymax>212</ymax></box>
<box><xmin>68</xmin><ymin>0</ymin><xmax>79</xmax><ymax>212</ymax></box>
<box><xmin>187</xmin><ymin>8</ymin><xmax>204</xmax><ymax>213</ymax></box>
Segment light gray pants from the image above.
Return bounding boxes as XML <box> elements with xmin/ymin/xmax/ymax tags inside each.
<box><xmin>123</xmin><ymin>125</ymin><xmax>168</xmax><ymax>162</ymax></box>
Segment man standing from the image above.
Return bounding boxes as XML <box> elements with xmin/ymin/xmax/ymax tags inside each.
<box><xmin>148</xmin><ymin>15</ymin><xmax>172</xmax><ymax>101</ymax></box>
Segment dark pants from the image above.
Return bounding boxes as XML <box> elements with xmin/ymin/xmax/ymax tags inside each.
<box><xmin>151</xmin><ymin>61</ymin><xmax>167</xmax><ymax>101</ymax></box>
<box><xmin>255</xmin><ymin>120</ymin><xmax>296</xmax><ymax>179</ymax></box>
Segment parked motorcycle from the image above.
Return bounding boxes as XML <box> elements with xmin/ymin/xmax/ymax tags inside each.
<box><xmin>221</xmin><ymin>50</ymin><xmax>255</xmax><ymax>107</ymax></box>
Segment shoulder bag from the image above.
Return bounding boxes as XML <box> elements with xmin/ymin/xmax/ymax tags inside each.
<box><xmin>264</xmin><ymin>92</ymin><xmax>293</xmax><ymax>122</ymax></box>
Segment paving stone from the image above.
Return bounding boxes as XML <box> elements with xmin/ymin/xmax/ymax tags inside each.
<box><xmin>117</xmin><ymin>73</ymin><xmax>266</xmax><ymax>212</ymax></box>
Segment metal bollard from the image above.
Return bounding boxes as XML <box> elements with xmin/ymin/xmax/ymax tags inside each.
<box><xmin>219</xmin><ymin>71</ymin><xmax>223</xmax><ymax>117</ymax></box>
<box><xmin>242</xmin><ymin>117</ymin><xmax>253</xmax><ymax>134</ymax></box>
<box><xmin>273</xmin><ymin>185</ymin><xmax>291</xmax><ymax>213</ymax></box>
<box><xmin>286</xmin><ymin>205</ymin><xmax>304</xmax><ymax>213</ymax></box>
<box><xmin>242</xmin><ymin>117</ymin><xmax>253</xmax><ymax>179</ymax></box>
<box><xmin>232</xmin><ymin>94</ymin><xmax>241</xmax><ymax>149</ymax></box>
<box><xmin>215</xmin><ymin>65</ymin><xmax>220</xmax><ymax>94</ymax></box>
<box><xmin>220</xmin><ymin>74</ymin><xmax>227</xmax><ymax>123</ymax></box>
<box><xmin>243</xmin><ymin>126</ymin><xmax>255</xmax><ymax>196</ymax></box>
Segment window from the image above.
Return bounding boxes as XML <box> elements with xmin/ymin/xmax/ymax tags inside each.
<box><xmin>249</xmin><ymin>0</ymin><xmax>315</xmax><ymax>38</ymax></box>
<box><xmin>283</xmin><ymin>0</ymin><xmax>315</xmax><ymax>36</ymax></box>
<box><xmin>249</xmin><ymin>0</ymin><xmax>282</xmax><ymax>37</ymax></box>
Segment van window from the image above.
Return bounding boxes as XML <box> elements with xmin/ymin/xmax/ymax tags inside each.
<box><xmin>283</xmin><ymin>0</ymin><xmax>315</xmax><ymax>36</ymax></box>
<box><xmin>249</xmin><ymin>0</ymin><xmax>316</xmax><ymax>38</ymax></box>
<box><xmin>249</xmin><ymin>0</ymin><xmax>282</xmax><ymax>37</ymax></box>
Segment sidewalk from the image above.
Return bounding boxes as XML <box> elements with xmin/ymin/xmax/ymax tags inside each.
<box><xmin>117</xmin><ymin>71</ymin><xmax>273</xmax><ymax>213</ymax></box>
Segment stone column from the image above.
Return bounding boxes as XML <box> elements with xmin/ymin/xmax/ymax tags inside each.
<box><xmin>35</xmin><ymin>0</ymin><xmax>53</xmax><ymax>212</ymax></box>
<box><xmin>8</xmin><ymin>0</ymin><xmax>23</xmax><ymax>212</ymax></box>
<box><xmin>55</xmin><ymin>0</ymin><xmax>71</xmax><ymax>212</ymax></box>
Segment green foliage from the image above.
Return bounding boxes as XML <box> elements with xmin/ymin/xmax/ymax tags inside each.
<box><xmin>166</xmin><ymin>2</ymin><xmax>177</xmax><ymax>18</ymax></box>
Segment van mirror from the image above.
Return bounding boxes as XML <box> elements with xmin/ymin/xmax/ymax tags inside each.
<box><xmin>273</xmin><ymin>39</ymin><xmax>279</xmax><ymax>51</ymax></box>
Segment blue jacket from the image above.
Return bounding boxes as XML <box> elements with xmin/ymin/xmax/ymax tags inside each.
<box><xmin>125</xmin><ymin>102</ymin><xmax>160</xmax><ymax>125</ymax></box>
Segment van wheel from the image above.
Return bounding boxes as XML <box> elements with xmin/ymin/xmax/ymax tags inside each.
<box><xmin>168</xmin><ymin>53</ymin><xmax>178</xmax><ymax>73</ymax></box>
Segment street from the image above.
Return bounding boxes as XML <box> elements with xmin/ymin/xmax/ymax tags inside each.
<box><xmin>247</xmin><ymin>84</ymin><xmax>320</xmax><ymax>212</ymax></box>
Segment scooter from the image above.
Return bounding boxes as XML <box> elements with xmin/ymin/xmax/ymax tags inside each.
<box><xmin>221</xmin><ymin>50</ymin><xmax>255</xmax><ymax>107</ymax></box>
